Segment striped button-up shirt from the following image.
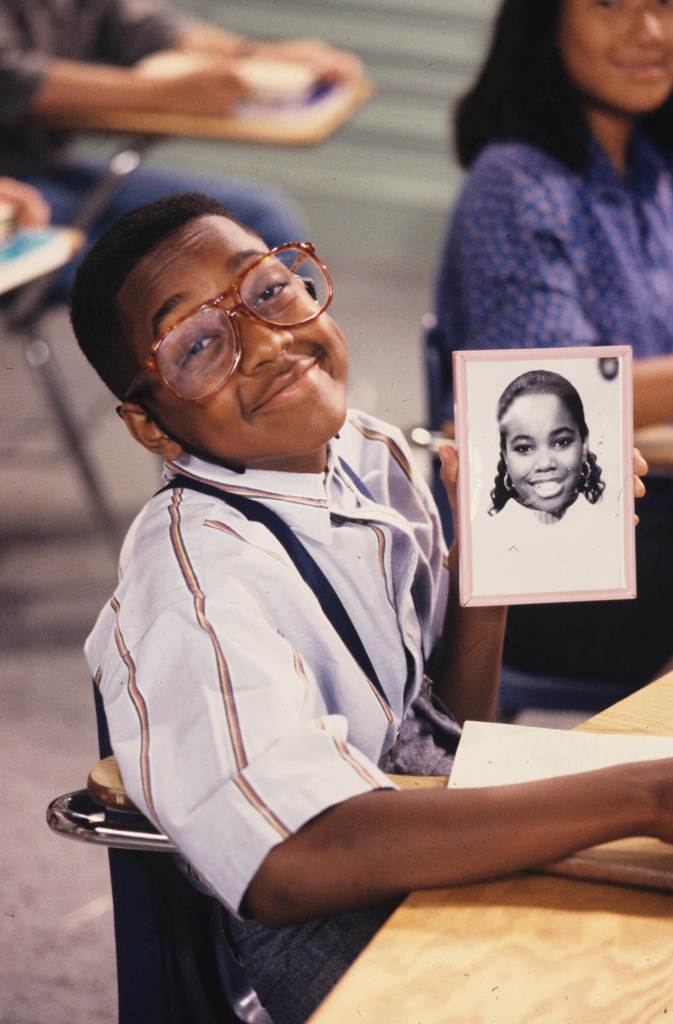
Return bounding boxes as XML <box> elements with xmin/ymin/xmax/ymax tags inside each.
<box><xmin>85</xmin><ymin>410</ymin><xmax>449</xmax><ymax>914</ymax></box>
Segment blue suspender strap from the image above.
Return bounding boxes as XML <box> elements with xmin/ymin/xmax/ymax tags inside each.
<box><xmin>163</xmin><ymin>474</ymin><xmax>389</xmax><ymax>705</ymax></box>
<box><xmin>337</xmin><ymin>456</ymin><xmax>376</xmax><ymax>502</ymax></box>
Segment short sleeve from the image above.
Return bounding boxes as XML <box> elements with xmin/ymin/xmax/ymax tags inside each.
<box><xmin>98</xmin><ymin>592</ymin><xmax>396</xmax><ymax>917</ymax></box>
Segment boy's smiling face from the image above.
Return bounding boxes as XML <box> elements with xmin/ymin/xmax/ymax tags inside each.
<box><xmin>117</xmin><ymin>214</ymin><xmax>348</xmax><ymax>473</ymax></box>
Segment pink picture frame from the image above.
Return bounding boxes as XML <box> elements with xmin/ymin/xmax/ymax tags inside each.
<box><xmin>453</xmin><ymin>346</ymin><xmax>636</xmax><ymax>607</ymax></box>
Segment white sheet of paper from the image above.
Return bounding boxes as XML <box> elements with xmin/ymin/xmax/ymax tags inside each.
<box><xmin>449</xmin><ymin>720</ymin><xmax>673</xmax><ymax>788</ymax></box>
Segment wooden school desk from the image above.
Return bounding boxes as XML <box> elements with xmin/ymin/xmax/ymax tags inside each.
<box><xmin>29</xmin><ymin>77</ymin><xmax>374</xmax><ymax>147</ymax></box>
<box><xmin>308</xmin><ymin>671</ymin><xmax>673</xmax><ymax>1024</ymax></box>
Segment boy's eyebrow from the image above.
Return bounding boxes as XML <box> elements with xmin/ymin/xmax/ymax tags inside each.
<box><xmin>151</xmin><ymin>293</ymin><xmax>188</xmax><ymax>339</ymax></box>
<box><xmin>149</xmin><ymin>249</ymin><xmax>266</xmax><ymax>337</ymax></box>
<box><xmin>228</xmin><ymin>248</ymin><xmax>266</xmax><ymax>270</ymax></box>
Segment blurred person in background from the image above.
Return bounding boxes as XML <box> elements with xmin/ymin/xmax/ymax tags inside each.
<box><xmin>433</xmin><ymin>0</ymin><xmax>673</xmax><ymax>689</ymax></box>
<box><xmin>0</xmin><ymin>0</ymin><xmax>361</xmax><ymax>250</ymax></box>
<box><xmin>0</xmin><ymin>175</ymin><xmax>50</xmax><ymax>229</ymax></box>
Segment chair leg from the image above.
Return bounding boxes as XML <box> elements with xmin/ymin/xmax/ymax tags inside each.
<box><xmin>5</xmin><ymin>135</ymin><xmax>152</xmax><ymax>556</ymax></box>
<box><xmin>24</xmin><ymin>332</ymin><xmax>121</xmax><ymax>554</ymax></box>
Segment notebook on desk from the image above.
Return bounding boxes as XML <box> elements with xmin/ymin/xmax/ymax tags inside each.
<box><xmin>0</xmin><ymin>227</ymin><xmax>83</xmax><ymax>295</ymax></box>
<box><xmin>450</xmin><ymin>720</ymin><xmax>673</xmax><ymax>893</ymax></box>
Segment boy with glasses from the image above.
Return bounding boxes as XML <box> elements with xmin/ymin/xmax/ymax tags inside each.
<box><xmin>71</xmin><ymin>192</ymin><xmax>672</xmax><ymax>1024</ymax></box>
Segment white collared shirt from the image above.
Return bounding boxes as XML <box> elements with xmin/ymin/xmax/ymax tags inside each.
<box><xmin>86</xmin><ymin>410</ymin><xmax>449</xmax><ymax>914</ymax></box>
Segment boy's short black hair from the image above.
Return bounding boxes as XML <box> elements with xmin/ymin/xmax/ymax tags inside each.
<box><xmin>70</xmin><ymin>192</ymin><xmax>255</xmax><ymax>400</ymax></box>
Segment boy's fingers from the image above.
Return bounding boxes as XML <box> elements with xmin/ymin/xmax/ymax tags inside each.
<box><xmin>438</xmin><ymin>443</ymin><xmax>458</xmax><ymax>483</ymax></box>
<box><xmin>633</xmin><ymin>447</ymin><xmax>648</xmax><ymax>476</ymax></box>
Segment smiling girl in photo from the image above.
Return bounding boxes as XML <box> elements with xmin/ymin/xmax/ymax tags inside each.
<box><xmin>489</xmin><ymin>370</ymin><xmax>605</xmax><ymax>521</ymax></box>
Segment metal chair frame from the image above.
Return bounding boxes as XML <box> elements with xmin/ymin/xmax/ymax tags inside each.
<box><xmin>3</xmin><ymin>136</ymin><xmax>153</xmax><ymax>550</ymax></box>
<box><xmin>47</xmin><ymin>685</ymin><xmax>271</xmax><ymax>1024</ymax></box>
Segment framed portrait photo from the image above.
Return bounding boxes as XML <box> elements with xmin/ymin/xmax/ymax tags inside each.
<box><xmin>453</xmin><ymin>346</ymin><xmax>636</xmax><ymax>607</ymax></box>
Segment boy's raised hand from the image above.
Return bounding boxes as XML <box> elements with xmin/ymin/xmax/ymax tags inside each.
<box><xmin>438</xmin><ymin>443</ymin><xmax>459</xmax><ymax>536</ymax></box>
<box><xmin>633</xmin><ymin>447</ymin><xmax>647</xmax><ymax>525</ymax></box>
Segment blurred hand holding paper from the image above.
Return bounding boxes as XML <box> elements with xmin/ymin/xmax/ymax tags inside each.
<box><xmin>0</xmin><ymin>227</ymin><xmax>82</xmax><ymax>295</ymax></box>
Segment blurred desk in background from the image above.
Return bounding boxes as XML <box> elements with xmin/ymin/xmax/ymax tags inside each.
<box><xmin>30</xmin><ymin>78</ymin><xmax>374</xmax><ymax>148</ymax></box>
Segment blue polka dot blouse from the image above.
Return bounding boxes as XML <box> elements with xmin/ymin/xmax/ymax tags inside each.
<box><xmin>433</xmin><ymin>134</ymin><xmax>673</xmax><ymax>420</ymax></box>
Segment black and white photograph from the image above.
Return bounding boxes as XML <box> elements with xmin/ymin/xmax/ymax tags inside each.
<box><xmin>454</xmin><ymin>347</ymin><xmax>636</xmax><ymax>606</ymax></box>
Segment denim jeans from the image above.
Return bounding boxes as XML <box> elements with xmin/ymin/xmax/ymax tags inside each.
<box><xmin>227</xmin><ymin>681</ymin><xmax>460</xmax><ymax>1023</ymax></box>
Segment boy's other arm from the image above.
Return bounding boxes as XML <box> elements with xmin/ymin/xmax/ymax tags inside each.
<box><xmin>246</xmin><ymin>757</ymin><xmax>673</xmax><ymax>928</ymax></box>
<box><xmin>428</xmin><ymin>445</ymin><xmax>505</xmax><ymax>724</ymax></box>
<box><xmin>632</xmin><ymin>356</ymin><xmax>673</xmax><ymax>428</ymax></box>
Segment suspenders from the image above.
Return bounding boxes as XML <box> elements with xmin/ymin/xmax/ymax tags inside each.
<box><xmin>163</xmin><ymin>472</ymin><xmax>393</xmax><ymax>705</ymax></box>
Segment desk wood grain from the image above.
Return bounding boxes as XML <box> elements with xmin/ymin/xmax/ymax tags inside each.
<box><xmin>309</xmin><ymin>670</ymin><xmax>673</xmax><ymax>1024</ymax></box>
<box><xmin>312</xmin><ymin>876</ymin><xmax>673</xmax><ymax>1024</ymax></box>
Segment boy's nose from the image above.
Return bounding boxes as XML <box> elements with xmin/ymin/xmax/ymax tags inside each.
<box><xmin>237</xmin><ymin>317</ymin><xmax>294</xmax><ymax>376</ymax></box>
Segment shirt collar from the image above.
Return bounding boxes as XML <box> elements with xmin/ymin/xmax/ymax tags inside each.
<box><xmin>584</xmin><ymin>132</ymin><xmax>664</xmax><ymax>201</ymax></box>
<box><xmin>163</xmin><ymin>447</ymin><xmax>337</xmax><ymax>543</ymax></box>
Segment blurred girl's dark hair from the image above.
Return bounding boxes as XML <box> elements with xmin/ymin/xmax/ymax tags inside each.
<box><xmin>455</xmin><ymin>0</ymin><xmax>673</xmax><ymax>170</ymax></box>
<box><xmin>489</xmin><ymin>370</ymin><xmax>605</xmax><ymax>514</ymax></box>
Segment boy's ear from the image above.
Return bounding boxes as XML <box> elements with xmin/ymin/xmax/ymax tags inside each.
<box><xmin>117</xmin><ymin>402</ymin><xmax>183</xmax><ymax>460</ymax></box>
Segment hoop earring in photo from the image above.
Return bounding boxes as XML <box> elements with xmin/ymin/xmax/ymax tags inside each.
<box><xmin>504</xmin><ymin>471</ymin><xmax>515</xmax><ymax>492</ymax></box>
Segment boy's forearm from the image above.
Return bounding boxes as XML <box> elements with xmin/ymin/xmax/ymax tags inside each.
<box><xmin>431</xmin><ymin>543</ymin><xmax>506</xmax><ymax>724</ymax></box>
<box><xmin>633</xmin><ymin>355</ymin><xmax>673</xmax><ymax>427</ymax></box>
<box><xmin>247</xmin><ymin>760</ymin><xmax>665</xmax><ymax>928</ymax></box>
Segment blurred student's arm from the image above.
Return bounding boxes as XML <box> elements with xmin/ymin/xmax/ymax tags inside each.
<box><xmin>0</xmin><ymin>177</ymin><xmax>49</xmax><ymax>228</ymax></box>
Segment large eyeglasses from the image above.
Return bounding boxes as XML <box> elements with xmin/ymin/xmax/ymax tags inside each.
<box><xmin>123</xmin><ymin>242</ymin><xmax>333</xmax><ymax>402</ymax></box>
